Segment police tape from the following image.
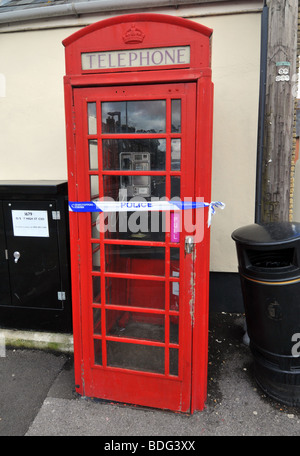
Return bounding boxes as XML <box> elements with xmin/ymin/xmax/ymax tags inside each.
<box><xmin>68</xmin><ymin>200</ymin><xmax>225</xmax><ymax>227</ymax></box>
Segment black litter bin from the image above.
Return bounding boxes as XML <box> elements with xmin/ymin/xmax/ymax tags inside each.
<box><xmin>232</xmin><ymin>222</ymin><xmax>300</xmax><ymax>406</ymax></box>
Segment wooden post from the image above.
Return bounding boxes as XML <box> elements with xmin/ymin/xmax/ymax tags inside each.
<box><xmin>259</xmin><ymin>0</ymin><xmax>298</xmax><ymax>222</ymax></box>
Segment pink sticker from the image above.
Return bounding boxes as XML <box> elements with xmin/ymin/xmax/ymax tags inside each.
<box><xmin>171</xmin><ymin>212</ymin><xmax>180</xmax><ymax>243</ymax></box>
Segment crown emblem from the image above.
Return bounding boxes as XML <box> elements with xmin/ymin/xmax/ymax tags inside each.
<box><xmin>123</xmin><ymin>24</ymin><xmax>145</xmax><ymax>44</ymax></box>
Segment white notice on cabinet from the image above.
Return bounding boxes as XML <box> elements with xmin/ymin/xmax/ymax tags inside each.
<box><xmin>12</xmin><ymin>210</ymin><xmax>49</xmax><ymax>237</ymax></box>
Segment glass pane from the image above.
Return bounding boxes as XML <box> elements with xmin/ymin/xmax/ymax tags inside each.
<box><xmin>105</xmin><ymin>277</ymin><xmax>165</xmax><ymax>310</ymax></box>
<box><xmin>102</xmin><ymin>100</ymin><xmax>166</xmax><ymax>134</ymax></box>
<box><xmin>171</xmin><ymin>99</ymin><xmax>181</xmax><ymax>132</ymax></box>
<box><xmin>91</xmin><ymin>244</ymin><xmax>100</xmax><ymax>272</ymax></box>
<box><xmin>89</xmin><ymin>140</ymin><xmax>98</xmax><ymax>170</ymax></box>
<box><xmin>93</xmin><ymin>308</ymin><xmax>101</xmax><ymax>335</ymax></box>
<box><xmin>105</xmin><ymin>211</ymin><xmax>166</xmax><ymax>242</ymax></box>
<box><xmin>90</xmin><ymin>175</ymin><xmax>99</xmax><ymax>200</ymax></box>
<box><xmin>170</xmin><ymin>247</ymin><xmax>180</xmax><ymax>276</ymax></box>
<box><xmin>103</xmin><ymin>212</ymin><xmax>166</xmax><ymax>242</ymax></box>
<box><xmin>107</xmin><ymin>341</ymin><xmax>164</xmax><ymax>374</ymax></box>
<box><xmin>171</xmin><ymin>139</ymin><xmax>181</xmax><ymax>171</ymax></box>
<box><xmin>94</xmin><ymin>339</ymin><xmax>102</xmax><ymax>365</ymax></box>
<box><xmin>88</xmin><ymin>102</ymin><xmax>97</xmax><ymax>134</ymax></box>
<box><xmin>120</xmin><ymin>173</ymin><xmax>151</xmax><ymax>198</ymax></box>
<box><xmin>105</xmin><ymin>245</ymin><xmax>165</xmax><ymax>276</ymax></box>
<box><xmin>91</xmin><ymin>212</ymin><xmax>99</xmax><ymax>239</ymax></box>
<box><xmin>171</xmin><ymin>176</ymin><xmax>180</xmax><ymax>199</ymax></box>
<box><xmin>170</xmin><ymin>281</ymin><xmax>179</xmax><ymax>313</ymax></box>
<box><xmin>92</xmin><ymin>276</ymin><xmax>101</xmax><ymax>304</ymax></box>
<box><xmin>106</xmin><ymin>310</ymin><xmax>165</xmax><ymax>342</ymax></box>
<box><xmin>102</xmin><ymin>139</ymin><xmax>166</xmax><ymax>170</ymax></box>
<box><xmin>103</xmin><ymin>175</ymin><xmax>166</xmax><ymax>242</ymax></box>
<box><xmin>103</xmin><ymin>175</ymin><xmax>165</xmax><ymax>200</ymax></box>
<box><xmin>169</xmin><ymin>348</ymin><xmax>178</xmax><ymax>376</ymax></box>
<box><xmin>170</xmin><ymin>315</ymin><xmax>179</xmax><ymax>344</ymax></box>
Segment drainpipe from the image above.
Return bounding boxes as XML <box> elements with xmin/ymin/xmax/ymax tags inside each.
<box><xmin>0</xmin><ymin>0</ymin><xmax>203</xmax><ymax>24</ymax></box>
<box><xmin>255</xmin><ymin>0</ymin><xmax>268</xmax><ymax>223</ymax></box>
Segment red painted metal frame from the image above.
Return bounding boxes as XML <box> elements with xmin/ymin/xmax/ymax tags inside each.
<box><xmin>63</xmin><ymin>13</ymin><xmax>213</xmax><ymax>413</ymax></box>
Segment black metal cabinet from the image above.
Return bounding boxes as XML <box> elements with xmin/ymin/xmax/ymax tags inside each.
<box><xmin>0</xmin><ymin>181</ymin><xmax>72</xmax><ymax>333</ymax></box>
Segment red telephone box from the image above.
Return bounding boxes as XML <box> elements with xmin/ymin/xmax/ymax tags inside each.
<box><xmin>63</xmin><ymin>13</ymin><xmax>213</xmax><ymax>413</ymax></box>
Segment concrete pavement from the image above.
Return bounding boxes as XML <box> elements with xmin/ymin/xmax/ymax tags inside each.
<box><xmin>1</xmin><ymin>312</ymin><xmax>300</xmax><ymax>437</ymax></box>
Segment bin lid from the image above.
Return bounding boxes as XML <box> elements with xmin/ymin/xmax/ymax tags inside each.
<box><xmin>0</xmin><ymin>180</ymin><xmax>67</xmax><ymax>196</ymax></box>
<box><xmin>231</xmin><ymin>222</ymin><xmax>300</xmax><ymax>246</ymax></box>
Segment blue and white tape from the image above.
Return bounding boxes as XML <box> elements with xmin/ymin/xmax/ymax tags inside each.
<box><xmin>69</xmin><ymin>200</ymin><xmax>225</xmax><ymax>227</ymax></box>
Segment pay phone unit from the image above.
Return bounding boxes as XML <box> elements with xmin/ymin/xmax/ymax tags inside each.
<box><xmin>120</xmin><ymin>152</ymin><xmax>151</xmax><ymax>197</ymax></box>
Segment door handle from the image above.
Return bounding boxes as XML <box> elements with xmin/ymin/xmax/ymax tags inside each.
<box><xmin>13</xmin><ymin>251</ymin><xmax>21</xmax><ymax>263</ymax></box>
<box><xmin>185</xmin><ymin>236</ymin><xmax>194</xmax><ymax>254</ymax></box>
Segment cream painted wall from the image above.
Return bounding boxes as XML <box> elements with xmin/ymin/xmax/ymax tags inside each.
<box><xmin>0</xmin><ymin>12</ymin><xmax>261</xmax><ymax>272</ymax></box>
<box><xmin>195</xmin><ymin>14</ymin><xmax>261</xmax><ymax>271</ymax></box>
<box><xmin>0</xmin><ymin>28</ymin><xmax>68</xmax><ymax>180</ymax></box>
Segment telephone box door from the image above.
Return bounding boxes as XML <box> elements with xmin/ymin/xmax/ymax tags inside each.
<box><xmin>72</xmin><ymin>82</ymin><xmax>197</xmax><ymax>412</ymax></box>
